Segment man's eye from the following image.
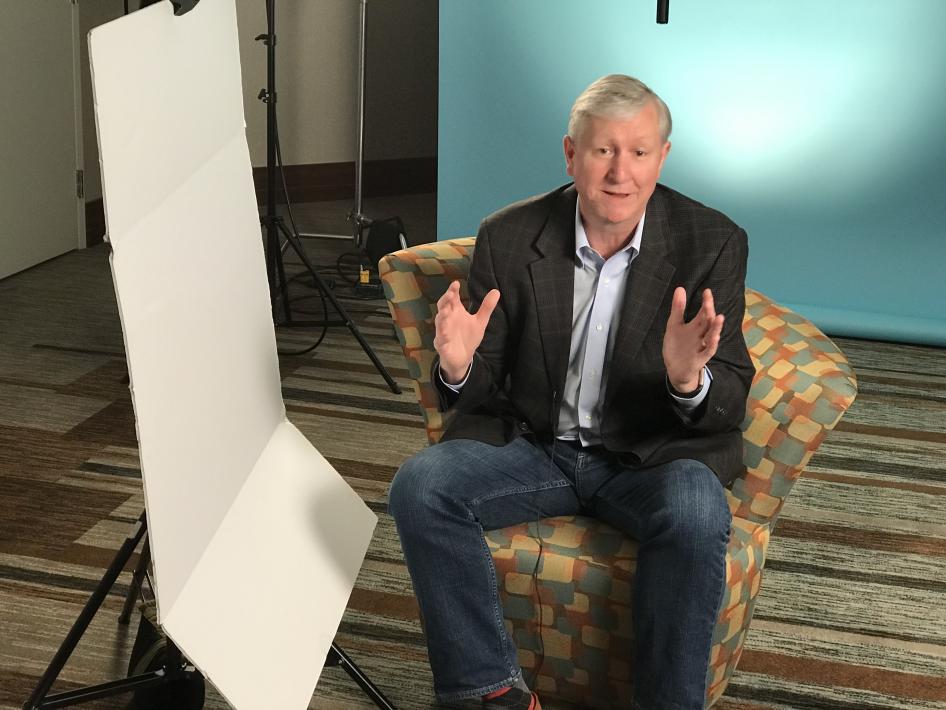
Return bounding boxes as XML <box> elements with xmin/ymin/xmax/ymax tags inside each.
<box><xmin>636</xmin><ymin>150</ymin><xmax>647</xmax><ymax>157</ymax></box>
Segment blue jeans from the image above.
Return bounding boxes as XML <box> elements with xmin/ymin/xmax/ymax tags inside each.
<box><xmin>388</xmin><ymin>436</ymin><xmax>731</xmax><ymax>709</ymax></box>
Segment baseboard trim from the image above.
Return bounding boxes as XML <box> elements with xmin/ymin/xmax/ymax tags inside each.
<box><xmin>83</xmin><ymin>157</ymin><xmax>435</xmax><ymax>246</ymax></box>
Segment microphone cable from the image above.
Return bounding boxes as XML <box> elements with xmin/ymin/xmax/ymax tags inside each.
<box><xmin>526</xmin><ymin>390</ymin><xmax>559</xmax><ymax>690</ymax></box>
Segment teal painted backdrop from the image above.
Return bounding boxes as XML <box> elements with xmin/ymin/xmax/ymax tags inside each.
<box><xmin>438</xmin><ymin>0</ymin><xmax>946</xmax><ymax>345</ymax></box>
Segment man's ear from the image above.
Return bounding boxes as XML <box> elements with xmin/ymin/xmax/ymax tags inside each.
<box><xmin>563</xmin><ymin>135</ymin><xmax>576</xmax><ymax>176</ymax></box>
<box><xmin>657</xmin><ymin>140</ymin><xmax>671</xmax><ymax>172</ymax></box>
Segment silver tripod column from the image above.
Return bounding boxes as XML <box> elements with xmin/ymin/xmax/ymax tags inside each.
<box><xmin>350</xmin><ymin>0</ymin><xmax>370</xmax><ymax>246</ymax></box>
<box><xmin>302</xmin><ymin>0</ymin><xmax>371</xmax><ymax>242</ymax></box>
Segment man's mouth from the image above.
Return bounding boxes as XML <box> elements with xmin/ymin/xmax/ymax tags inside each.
<box><xmin>603</xmin><ymin>190</ymin><xmax>631</xmax><ymax>198</ymax></box>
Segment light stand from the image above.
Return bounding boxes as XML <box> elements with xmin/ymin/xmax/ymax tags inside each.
<box><xmin>258</xmin><ymin>0</ymin><xmax>401</xmax><ymax>394</ymax></box>
<box><xmin>23</xmin><ymin>512</ymin><xmax>398</xmax><ymax>709</ymax></box>
<box><xmin>24</xmin><ymin>1</ymin><xmax>399</xmax><ymax>705</ymax></box>
<box><xmin>22</xmin><ymin>514</ymin><xmax>206</xmax><ymax>710</ymax></box>
<box><xmin>298</xmin><ymin>0</ymin><xmax>371</xmax><ymax>245</ymax></box>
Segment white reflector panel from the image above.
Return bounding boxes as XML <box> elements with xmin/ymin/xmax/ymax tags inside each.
<box><xmin>89</xmin><ymin>2</ymin><xmax>377</xmax><ymax>707</ymax></box>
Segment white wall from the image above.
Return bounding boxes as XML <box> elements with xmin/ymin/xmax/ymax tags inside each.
<box><xmin>236</xmin><ymin>0</ymin><xmax>360</xmax><ymax>167</ymax></box>
<box><xmin>80</xmin><ymin>0</ymin><xmax>125</xmax><ymax>202</ymax></box>
<box><xmin>79</xmin><ymin>0</ymin><xmax>436</xmax><ymax>205</ymax></box>
<box><xmin>238</xmin><ymin>0</ymin><xmax>438</xmax><ymax>165</ymax></box>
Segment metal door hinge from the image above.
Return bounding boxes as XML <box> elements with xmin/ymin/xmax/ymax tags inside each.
<box><xmin>76</xmin><ymin>169</ymin><xmax>84</xmax><ymax>199</ymax></box>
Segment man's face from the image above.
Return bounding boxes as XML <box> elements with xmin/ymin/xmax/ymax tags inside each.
<box><xmin>564</xmin><ymin>102</ymin><xmax>671</xmax><ymax>239</ymax></box>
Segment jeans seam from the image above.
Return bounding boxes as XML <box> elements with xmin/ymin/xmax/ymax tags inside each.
<box><xmin>435</xmin><ymin>670</ymin><xmax>523</xmax><ymax>701</ymax></box>
<box><xmin>480</xmin><ymin>526</ymin><xmax>512</xmax><ymax>674</ymax></box>
<box><xmin>430</xmin><ymin>529</ymin><xmax>521</xmax><ymax>702</ymax></box>
<box><xmin>468</xmin><ymin>478</ymin><xmax>572</xmax><ymax>507</ymax></box>
<box><xmin>700</xmin><ymin>524</ymin><xmax>732</xmax><ymax>705</ymax></box>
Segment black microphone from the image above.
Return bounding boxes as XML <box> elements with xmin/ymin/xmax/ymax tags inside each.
<box><xmin>657</xmin><ymin>0</ymin><xmax>669</xmax><ymax>24</ymax></box>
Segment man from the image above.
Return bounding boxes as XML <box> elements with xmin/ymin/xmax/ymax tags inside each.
<box><xmin>388</xmin><ymin>75</ymin><xmax>754</xmax><ymax>710</ymax></box>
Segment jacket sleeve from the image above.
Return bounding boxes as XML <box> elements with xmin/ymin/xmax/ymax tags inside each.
<box><xmin>433</xmin><ymin>218</ymin><xmax>514</xmax><ymax>413</ymax></box>
<box><xmin>675</xmin><ymin>226</ymin><xmax>754</xmax><ymax>433</ymax></box>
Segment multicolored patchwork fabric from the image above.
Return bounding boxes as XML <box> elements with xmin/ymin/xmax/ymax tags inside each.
<box><xmin>704</xmin><ymin>517</ymin><xmax>770</xmax><ymax>706</ymax></box>
<box><xmin>380</xmin><ymin>237</ymin><xmax>476</xmax><ymax>443</ymax></box>
<box><xmin>732</xmin><ymin>289</ymin><xmax>858</xmax><ymax>527</ymax></box>
<box><xmin>380</xmin><ymin>240</ymin><xmax>857</xmax><ymax>708</ymax></box>
<box><xmin>484</xmin><ymin>516</ymin><xmax>768</xmax><ymax>709</ymax></box>
<box><xmin>485</xmin><ymin>516</ymin><xmax>637</xmax><ymax>708</ymax></box>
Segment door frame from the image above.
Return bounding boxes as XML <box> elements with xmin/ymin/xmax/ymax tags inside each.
<box><xmin>71</xmin><ymin>0</ymin><xmax>87</xmax><ymax>249</ymax></box>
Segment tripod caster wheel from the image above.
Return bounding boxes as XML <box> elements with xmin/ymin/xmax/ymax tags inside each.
<box><xmin>128</xmin><ymin>612</ymin><xmax>205</xmax><ymax>709</ymax></box>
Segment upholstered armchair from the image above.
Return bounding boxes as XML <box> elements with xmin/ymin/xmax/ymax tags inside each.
<box><xmin>380</xmin><ymin>237</ymin><xmax>857</xmax><ymax>708</ymax></box>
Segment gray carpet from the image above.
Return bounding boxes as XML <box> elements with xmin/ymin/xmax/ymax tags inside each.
<box><xmin>1</xmin><ymin>199</ymin><xmax>944</xmax><ymax>709</ymax></box>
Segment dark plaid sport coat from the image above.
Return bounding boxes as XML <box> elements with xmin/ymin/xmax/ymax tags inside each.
<box><xmin>435</xmin><ymin>183</ymin><xmax>754</xmax><ymax>485</ymax></box>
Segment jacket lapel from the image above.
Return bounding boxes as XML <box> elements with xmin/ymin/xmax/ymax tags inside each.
<box><xmin>528</xmin><ymin>186</ymin><xmax>577</xmax><ymax>396</ymax></box>
<box><xmin>609</xmin><ymin>188</ymin><xmax>676</xmax><ymax>368</ymax></box>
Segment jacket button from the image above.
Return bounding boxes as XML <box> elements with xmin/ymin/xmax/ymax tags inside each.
<box><xmin>519</xmin><ymin>421</ymin><xmax>529</xmax><ymax>431</ymax></box>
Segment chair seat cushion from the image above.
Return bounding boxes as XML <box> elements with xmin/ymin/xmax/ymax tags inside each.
<box><xmin>485</xmin><ymin>514</ymin><xmax>769</xmax><ymax>708</ymax></box>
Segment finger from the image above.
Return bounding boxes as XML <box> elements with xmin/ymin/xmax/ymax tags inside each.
<box><xmin>667</xmin><ymin>287</ymin><xmax>687</xmax><ymax>327</ymax></box>
<box><xmin>436</xmin><ymin>280</ymin><xmax>462</xmax><ymax>311</ymax></box>
<box><xmin>701</xmin><ymin>288</ymin><xmax>716</xmax><ymax>321</ymax></box>
<box><xmin>434</xmin><ymin>301</ymin><xmax>456</xmax><ymax>336</ymax></box>
<box><xmin>434</xmin><ymin>310</ymin><xmax>448</xmax><ymax>334</ymax></box>
<box><xmin>702</xmin><ymin>314</ymin><xmax>725</xmax><ymax>357</ymax></box>
<box><xmin>709</xmin><ymin>312</ymin><xmax>724</xmax><ymax>341</ymax></box>
<box><xmin>474</xmin><ymin>289</ymin><xmax>501</xmax><ymax>326</ymax></box>
<box><xmin>693</xmin><ymin>288</ymin><xmax>717</xmax><ymax>332</ymax></box>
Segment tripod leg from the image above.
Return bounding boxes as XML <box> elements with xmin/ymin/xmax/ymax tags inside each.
<box><xmin>263</xmin><ymin>216</ymin><xmax>294</xmax><ymax>325</ymax></box>
<box><xmin>273</xmin><ymin>225</ymin><xmax>294</xmax><ymax>324</ymax></box>
<box><xmin>326</xmin><ymin>643</ymin><xmax>396</xmax><ymax>710</ymax></box>
<box><xmin>119</xmin><ymin>535</ymin><xmax>151</xmax><ymax>624</ymax></box>
<box><xmin>23</xmin><ymin>514</ymin><xmax>148</xmax><ymax>710</ymax></box>
<box><xmin>278</xmin><ymin>223</ymin><xmax>402</xmax><ymax>394</ymax></box>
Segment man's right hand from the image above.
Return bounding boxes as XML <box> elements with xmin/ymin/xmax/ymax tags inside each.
<box><xmin>433</xmin><ymin>280</ymin><xmax>501</xmax><ymax>384</ymax></box>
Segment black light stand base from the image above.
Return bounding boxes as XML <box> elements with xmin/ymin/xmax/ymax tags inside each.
<box><xmin>257</xmin><ymin>0</ymin><xmax>401</xmax><ymax>396</ymax></box>
<box><xmin>24</xmin><ymin>512</ymin><xmax>400</xmax><ymax>709</ymax></box>
<box><xmin>21</xmin><ymin>514</ymin><xmax>203</xmax><ymax>710</ymax></box>
<box><xmin>269</xmin><ymin>214</ymin><xmax>402</xmax><ymax>394</ymax></box>
<box><xmin>326</xmin><ymin>643</ymin><xmax>396</xmax><ymax>710</ymax></box>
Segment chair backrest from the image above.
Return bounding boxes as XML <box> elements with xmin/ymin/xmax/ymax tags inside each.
<box><xmin>380</xmin><ymin>237</ymin><xmax>476</xmax><ymax>442</ymax></box>
<box><xmin>380</xmin><ymin>238</ymin><xmax>857</xmax><ymax>527</ymax></box>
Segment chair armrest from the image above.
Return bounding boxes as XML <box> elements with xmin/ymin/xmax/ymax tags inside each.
<box><xmin>729</xmin><ymin>289</ymin><xmax>858</xmax><ymax>527</ymax></box>
<box><xmin>379</xmin><ymin>238</ymin><xmax>476</xmax><ymax>444</ymax></box>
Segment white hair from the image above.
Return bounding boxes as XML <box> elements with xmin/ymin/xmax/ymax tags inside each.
<box><xmin>568</xmin><ymin>74</ymin><xmax>672</xmax><ymax>143</ymax></box>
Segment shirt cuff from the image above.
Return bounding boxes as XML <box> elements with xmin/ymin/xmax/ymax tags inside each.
<box><xmin>439</xmin><ymin>361</ymin><xmax>473</xmax><ymax>392</ymax></box>
<box><xmin>668</xmin><ymin>366</ymin><xmax>712</xmax><ymax>413</ymax></box>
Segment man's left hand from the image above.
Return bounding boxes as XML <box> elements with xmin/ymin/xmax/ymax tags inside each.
<box><xmin>663</xmin><ymin>287</ymin><xmax>724</xmax><ymax>392</ymax></box>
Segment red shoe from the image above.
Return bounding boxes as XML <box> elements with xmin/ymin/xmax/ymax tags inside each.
<box><xmin>481</xmin><ymin>686</ymin><xmax>541</xmax><ymax>710</ymax></box>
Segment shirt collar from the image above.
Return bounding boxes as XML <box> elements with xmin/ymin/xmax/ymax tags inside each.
<box><xmin>574</xmin><ymin>197</ymin><xmax>645</xmax><ymax>261</ymax></box>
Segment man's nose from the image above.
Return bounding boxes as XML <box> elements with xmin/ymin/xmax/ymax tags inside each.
<box><xmin>607</xmin><ymin>154</ymin><xmax>632</xmax><ymax>182</ymax></box>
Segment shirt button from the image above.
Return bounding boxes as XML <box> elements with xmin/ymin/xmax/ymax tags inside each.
<box><xmin>590</xmin><ymin>369</ymin><xmax>597</xmax><ymax>376</ymax></box>
<box><xmin>596</xmin><ymin>323</ymin><xmax>603</xmax><ymax>331</ymax></box>
<box><xmin>604</xmin><ymin>278</ymin><xmax>611</xmax><ymax>285</ymax></box>
<box><xmin>585</xmin><ymin>415</ymin><xmax>592</xmax><ymax>421</ymax></box>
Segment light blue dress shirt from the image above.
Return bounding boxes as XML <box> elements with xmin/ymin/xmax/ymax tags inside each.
<box><xmin>558</xmin><ymin>200</ymin><xmax>710</xmax><ymax>445</ymax></box>
<box><xmin>442</xmin><ymin>199</ymin><xmax>711</xmax><ymax>444</ymax></box>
